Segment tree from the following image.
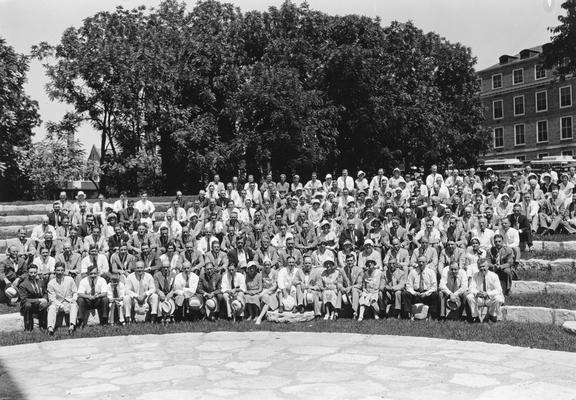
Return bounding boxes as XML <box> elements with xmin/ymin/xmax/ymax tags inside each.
<box><xmin>0</xmin><ymin>37</ymin><xmax>41</xmax><ymax>200</ymax></box>
<box><xmin>544</xmin><ymin>0</ymin><xmax>576</xmax><ymax>75</ymax></box>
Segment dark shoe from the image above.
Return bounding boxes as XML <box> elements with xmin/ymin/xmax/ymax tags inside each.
<box><xmin>299</xmin><ymin>305</ymin><xmax>305</xmax><ymax>314</ymax></box>
<box><xmin>278</xmin><ymin>306</ymin><xmax>284</xmax><ymax>314</ymax></box>
<box><xmin>48</xmin><ymin>329</ymin><xmax>54</xmax><ymax>336</ymax></box>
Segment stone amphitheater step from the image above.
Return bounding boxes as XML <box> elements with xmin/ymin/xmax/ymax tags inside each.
<box><xmin>518</xmin><ymin>258</ymin><xmax>576</xmax><ymax>271</ymax></box>
<box><xmin>0</xmin><ymin>211</ymin><xmax>168</xmax><ymax>227</ymax></box>
<box><xmin>0</xmin><ymin>201</ymin><xmax>172</xmax><ymax>217</ymax></box>
<box><xmin>501</xmin><ymin>305</ymin><xmax>576</xmax><ymax>326</ymax></box>
<box><xmin>532</xmin><ymin>240</ymin><xmax>576</xmax><ymax>252</ymax></box>
<box><xmin>511</xmin><ymin>280</ymin><xmax>576</xmax><ymax>295</ymax></box>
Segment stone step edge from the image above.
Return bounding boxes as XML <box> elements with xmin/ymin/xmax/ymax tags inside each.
<box><xmin>502</xmin><ymin>305</ymin><xmax>576</xmax><ymax>326</ymax></box>
<box><xmin>511</xmin><ymin>280</ymin><xmax>576</xmax><ymax>295</ymax></box>
<box><xmin>532</xmin><ymin>241</ymin><xmax>576</xmax><ymax>251</ymax></box>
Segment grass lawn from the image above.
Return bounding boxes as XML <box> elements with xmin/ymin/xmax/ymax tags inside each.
<box><xmin>516</xmin><ymin>268</ymin><xmax>576</xmax><ymax>283</ymax></box>
<box><xmin>0</xmin><ymin>318</ymin><xmax>575</xmax><ymax>353</ymax></box>
<box><xmin>506</xmin><ymin>292</ymin><xmax>576</xmax><ymax>310</ymax></box>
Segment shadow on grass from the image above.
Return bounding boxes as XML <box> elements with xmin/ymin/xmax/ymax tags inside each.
<box><xmin>0</xmin><ymin>359</ymin><xmax>25</xmax><ymax>400</ymax></box>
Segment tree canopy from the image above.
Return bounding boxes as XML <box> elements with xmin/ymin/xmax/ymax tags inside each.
<box><xmin>33</xmin><ymin>0</ymin><xmax>488</xmax><ymax>194</ymax></box>
<box><xmin>0</xmin><ymin>37</ymin><xmax>41</xmax><ymax>200</ymax></box>
<box><xmin>544</xmin><ymin>0</ymin><xmax>576</xmax><ymax>75</ymax></box>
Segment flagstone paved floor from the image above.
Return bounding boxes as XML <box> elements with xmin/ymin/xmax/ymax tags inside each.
<box><xmin>2</xmin><ymin>331</ymin><xmax>576</xmax><ymax>400</ymax></box>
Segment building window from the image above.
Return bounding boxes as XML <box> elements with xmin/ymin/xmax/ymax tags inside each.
<box><xmin>514</xmin><ymin>124</ymin><xmax>525</xmax><ymax>145</ymax></box>
<box><xmin>493</xmin><ymin>100</ymin><xmax>504</xmax><ymax>120</ymax></box>
<box><xmin>513</xmin><ymin>95</ymin><xmax>525</xmax><ymax>116</ymax></box>
<box><xmin>560</xmin><ymin>86</ymin><xmax>573</xmax><ymax>108</ymax></box>
<box><xmin>537</xmin><ymin>153</ymin><xmax>549</xmax><ymax>159</ymax></box>
<box><xmin>477</xmin><ymin>78</ymin><xmax>482</xmax><ymax>92</ymax></box>
<box><xmin>537</xmin><ymin>120</ymin><xmax>548</xmax><ymax>143</ymax></box>
<box><xmin>492</xmin><ymin>74</ymin><xmax>502</xmax><ymax>89</ymax></box>
<box><xmin>562</xmin><ymin>150</ymin><xmax>573</xmax><ymax>157</ymax></box>
<box><xmin>536</xmin><ymin>91</ymin><xmax>547</xmax><ymax>112</ymax></box>
<box><xmin>517</xmin><ymin>155</ymin><xmax>526</xmax><ymax>161</ymax></box>
<box><xmin>513</xmin><ymin>69</ymin><xmax>524</xmax><ymax>85</ymax></box>
<box><xmin>561</xmin><ymin>116</ymin><xmax>573</xmax><ymax>140</ymax></box>
<box><xmin>535</xmin><ymin>65</ymin><xmax>546</xmax><ymax>80</ymax></box>
<box><xmin>494</xmin><ymin>127</ymin><xmax>504</xmax><ymax>148</ymax></box>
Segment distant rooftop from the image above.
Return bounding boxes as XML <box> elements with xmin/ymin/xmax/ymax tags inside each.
<box><xmin>479</xmin><ymin>45</ymin><xmax>547</xmax><ymax>73</ymax></box>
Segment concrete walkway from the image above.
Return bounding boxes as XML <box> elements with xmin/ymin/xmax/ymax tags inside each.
<box><xmin>2</xmin><ymin>331</ymin><xmax>576</xmax><ymax>400</ymax></box>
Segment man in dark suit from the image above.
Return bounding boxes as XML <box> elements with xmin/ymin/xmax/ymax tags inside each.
<box><xmin>108</xmin><ymin>225</ymin><xmax>131</xmax><ymax>256</ymax></box>
<box><xmin>118</xmin><ymin>200</ymin><xmax>141</xmax><ymax>230</ymax></box>
<box><xmin>137</xmin><ymin>244</ymin><xmax>161</xmax><ymax>273</ymax></box>
<box><xmin>47</xmin><ymin>201</ymin><xmax>66</xmax><ymax>228</ymax></box>
<box><xmin>227</xmin><ymin>237</ymin><xmax>254</xmax><ymax>268</ymax></box>
<box><xmin>339</xmin><ymin>220</ymin><xmax>365</xmax><ymax>250</ymax></box>
<box><xmin>489</xmin><ymin>234</ymin><xmax>515</xmax><ymax>296</ymax></box>
<box><xmin>508</xmin><ymin>204</ymin><xmax>533</xmax><ymax>251</ymax></box>
<box><xmin>18</xmin><ymin>264</ymin><xmax>48</xmax><ymax>331</ymax></box>
<box><xmin>0</xmin><ymin>246</ymin><xmax>27</xmax><ymax>304</ymax></box>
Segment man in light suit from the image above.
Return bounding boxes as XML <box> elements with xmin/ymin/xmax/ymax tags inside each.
<box><xmin>466</xmin><ymin>258</ymin><xmax>504</xmax><ymax>323</ymax></box>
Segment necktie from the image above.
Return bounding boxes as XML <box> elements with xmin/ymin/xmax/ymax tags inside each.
<box><xmin>419</xmin><ymin>271</ymin><xmax>424</xmax><ymax>291</ymax></box>
<box><xmin>113</xmin><ymin>285</ymin><xmax>119</xmax><ymax>299</ymax></box>
<box><xmin>33</xmin><ymin>280</ymin><xmax>39</xmax><ymax>296</ymax></box>
<box><xmin>483</xmin><ymin>276</ymin><xmax>487</xmax><ymax>292</ymax></box>
<box><xmin>138</xmin><ymin>276</ymin><xmax>145</xmax><ymax>296</ymax></box>
<box><xmin>90</xmin><ymin>279</ymin><xmax>96</xmax><ymax>295</ymax></box>
<box><xmin>231</xmin><ymin>274</ymin><xmax>235</xmax><ymax>289</ymax></box>
<box><xmin>184</xmin><ymin>274</ymin><xmax>189</xmax><ymax>289</ymax></box>
<box><xmin>55</xmin><ymin>213</ymin><xmax>59</xmax><ymax>228</ymax></box>
<box><xmin>82</xmin><ymin>213</ymin><xmax>85</xmax><ymax>225</ymax></box>
<box><xmin>164</xmin><ymin>275</ymin><xmax>169</xmax><ymax>292</ymax></box>
<box><xmin>450</xmin><ymin>274</ymin><xmax>457</xmax><ymax>293</ymax></box>
<box><xmin>123</xmin><ymin>200</ymin><xmax>126</xmax><ymax>209</ymax></box>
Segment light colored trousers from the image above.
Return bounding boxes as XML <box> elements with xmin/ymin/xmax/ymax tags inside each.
<box><xmin>47</xmin><ymin>302</ymin><xmax>78</xmax><ymax>329</ymax></box>
<box><xmin>124</xmin><ymin>294</ymin><xmax>159</xmax><ymax>316</ymax></box>
<box><xmin>466</xmin><ymin>293</ymin><xmax>504</xmax><ymax>319</ymax></box>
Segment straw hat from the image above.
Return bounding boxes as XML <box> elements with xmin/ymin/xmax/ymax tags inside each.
<box><xmin>282</xmin><ymin>295</ymin><xmax>296</xmax><ymax>311</ymax></box>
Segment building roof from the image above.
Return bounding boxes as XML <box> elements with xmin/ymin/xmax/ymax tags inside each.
<box><xmin>479</xmin><ymin>45</ymin><xmax>545</xmax><ymax>73</ymax></box>
<box><xmin>88</xmin><ymin>145</ymin><xmax>101</xmax><ymax>162</ymax></box>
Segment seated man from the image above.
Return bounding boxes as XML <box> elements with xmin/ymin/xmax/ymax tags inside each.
<box><xmin>489</xmin><ymin>234</ymin><xmax>515</xmax><ymax>296</ymax></box>
<box><xmin>293</xmin><ymin>255</ymin><xmax>323</xmax><ymax>317</ymax></box>
<box><xmin>77</xmin><ymin>265</ymin><xmax>109</xmax><ymax>327</ymax></box>
<box><xmin>47</xmin><ymin>262</ymin><xmax>78</xmax><ymax>335</ymax></box>
<box><xmin>276</xmin><ymin>256</ymin><xmax>302</xmax><ymax>313</ymax></box>
<box><xmin>380</xmin><ymin>261</ymin><xmax>406</xmax><ymax>318</ymax></box>
<box><xmin>221</xmin><ymin>262</ymin><xmax>246</xmax><ymax>321</ymax></box>
<box><xmin>124</xmin><ymin>261</ymin><xmax>159</xmax><ymax>323</ymax></box>
<box><xmin>197</xmin><ymin>261</ymin><xmax>223</xmax><ymax>321</ymax></box>
<box><xmin>339</xmin><ymin>253</ymin><xmax>363</xmax><ymax>319</ymax></box>
<box><xmin>80</xmin><ymin>244</ymin><xmax>110</xmax><ymax>280</ymax></box>
<box><xmin>538</xmin><ymin>186</ymin><xmax>564</xmax><ymax>234</ymax></box>
<box><xmin>110</xmin><ymin>244</ymin><xmax>136</xmax><ymax>278</ymax></box>
<box><xmin>0</xmin><ymin>246</ymin><xmax>27</xmax><ymax>305</ymax></box>
<box><xmin>401</xmin><ymin>255</ymin><xmax>439</xmax><ymax>320</ymax></box>
<box><xmin>172</xmin><ymin>261</ymin><xmax>201</xmax><ymax>321</ymax></box>
<box><xmin>466</xmin><ymin>258</ymin><xmax>504</xmax><ymax>323</ymax></box>
<box><xmin>107</xmin><ymin>273</ymin><xmax>127</xmax><ymax>325</ymax></box>
<box><xmin>438</xmin><ymin>261</ymin><xmax>468</xmax><ymax>320</ymax></box>
<box><xmin>154</xmin><ymin>260</ymin><xmax>175</xmax><ymax>322</ymax></box>
<box><xmin>18</xmin><ymin>264</ymin><xmax>48</xmax><ymax>332</ymax></box>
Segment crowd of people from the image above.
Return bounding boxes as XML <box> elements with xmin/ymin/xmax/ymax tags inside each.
<box><xmin>0</xmin><ymin>163</ymin><xmax>569</xmax><ymax>334</ymax></box>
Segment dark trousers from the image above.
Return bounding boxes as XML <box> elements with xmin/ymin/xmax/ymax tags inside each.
<box><xmin>78</xmin><ymin>297</ymin><xmax>109</xmax><ymax>326</ymax></box>
<box><xmin>495</xmin><ymin>268</ymin><xmax>512</xmax><ymax>296</ymax></box>
<box><xmin>21</xmin><ymin>300</ymin><xmax>48</xmax><ymax>331</ymax></box>
<box><xmin>401</xmin><ymin>290</ymin><xmax>439</xmax><ymax>319</ymax></box>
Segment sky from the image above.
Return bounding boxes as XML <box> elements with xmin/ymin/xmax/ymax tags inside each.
<box><xmin>0</xmin><ymin>0</ymin><xmax>565</xmax><ymax>150</ymax></box>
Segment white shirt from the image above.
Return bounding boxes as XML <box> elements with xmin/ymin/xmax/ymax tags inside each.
<box><xmin>172</xmin><ymin>272</ymin><xmax>199</xmax><ymax>296</ymax></box>
<box><xmin>30</xmin><ymin>224</ymin><xmax>57</xmax><ymax>242</ymax></box>
<box><xmin>134</xmin><ymin>199</ymin><xmax>156</xmax><ymax>215</ymax></box>
<box><xmin>471</xmin><ymin>228</ymin><xmax>494</xmax><ymax>252</ymax></box>
<box><xmin>78</xmin><ymin>276</ymin><xmax>108</xmax><ymax>295</ymax></box>
<box><xmin>33</xmin><ymin>256</ymin><xmax>56</xmax><ymax>275</ymax></box>
<box><xmin>337</xmin><ymin>176</ymin><xmax>354</xmax><ymax>191</ymax></box>
<box><xmin>499</xmin><ymin>227</ymin><xmax>520</xmax><ymax>249</ymax></box>
<box><xmin>469</xmin><ymin>270</ymin><xmax>504</xmax><ymax>301</ymax></box>
<box><xmin>160</xmin><ymin>219</ymin><xmax>182</xmax><ymax>238</ymax></box>
<box><xmin>125</xmin><ymin>272</ymin><xmax>156</xmax><ymax>298</ymax></box>
<box><xmin>277</xmin><ymin>267</ymin><xmax>298</xmax><ymax>290</ymax></box>
<box><xmin>221</xmin><ymin>272</ymin><xmax>246</xmax><ymax>292</ymax></box>
<box><xmin>80</xmin><ymin>254</ymin><xmax>110</xmax><ymax>274</ymax></box>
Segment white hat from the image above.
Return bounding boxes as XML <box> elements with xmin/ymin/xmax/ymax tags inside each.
<box><xmin>357</xmin><ymin>170</ymin><xmax>365</xmax><ymax>177</ymax></box>
<box><xmin>325</xmin><ymin>174</ymin><xmax>332</xmax><ymax>179</ymax></box>
<box><xmin>364</xmin><ymin>239</ymin><xmax>375</xmax><ymax>246</ymax></box>
<box><xmin>305</xmin><ymin>292</ymin><xmax>315</xmax><ymax>304</ymax></box>
<box><xmin>385</xmin><ymin>208</ymin><xmax>394</xmax><ymax>214</ymax></box>
<box><xmin>205</xmin><ymin>298</ymin><xmax>217</xmax><ymax>311</ymax></box>
<box><xmin>312</xmin><ymin>198</ymin><xmax>321</xmax><ymax>204</ymax></box>
<box><xmin>4</xmin><ymin>286</ymin><xmax>18</xmax><ymax>299</ymax></box>
<box><xmin>282</xmin><ymin>295</ymin><xmax>296</xmax><ymax>311</ymax></box>
<box><xmin>76</xmin><ymin>191</ymin><xmax>86</xmax><ymax>199</ymax></box>
<box><xmin>188</xmin><ymin>296</ymin><xmax>203</xmax><ymax>310</ymax></box>
<box><xmin>411</xmin><ymin>303</ymin><xmax>429</xmax><ymax>320</ymax></box>
<box><xmin>231</xmin><ymin>299</ymin><xmax>244</xmax><ymax>314</ymax></box>
<box><xmin>320</xmin><ymin>220</ymin><xmax>331</xmax><ymax>227</ymax></box>
<box><xmin>341</xmin><ymin>293</ymin><xmax>349</xmax><ymax>305</ymax></box>
<box><xmin>160</xmin><ymin>299</ymin><xmax>175</xmax><ymax>315</ymax></box>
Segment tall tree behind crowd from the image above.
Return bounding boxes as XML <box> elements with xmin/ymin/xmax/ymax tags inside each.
<box><xmin>0</xmin><ymin>37</ymin><xmax>41</xmax><ymax>201</ymax></box>
<box><xmin>33</xmin><ymin>0</ymin><xmax>488</xmax><ymax>195</ymax></box>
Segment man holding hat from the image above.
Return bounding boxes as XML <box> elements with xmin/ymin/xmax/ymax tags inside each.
<box><xmin>381</xmin><ymin>261</ymin><xmax>406</xmax><ymax>318</ymax></box>
<box><xmin>438</xmin><ymin>262</ymin><xmax>468</xmax><ymax>320</ymax></box>
<box><xmin>171</xmin><ymin>261</ymin><xmax>201</xmax><ymax>321</ymax></box>
<box><xmin>0</xmin><ymin>246</ymin><xmax>27</xmax><ymax>305</ymax></box>
<box><xmin>47</xmin><ymin>262</ymin><xmax>78</xmax><ymax>335</ymax></box>
<box><xmin>124</xmin><ymin>261</ymin><xmax>159</xmax><ymax>323</ymax></box>
<box><xmin>221</xmin><ymin>262</ymin><xmax>246</xmax><ymax>321</ymax></box>
<box><xmin>19</xmin><ymin>264</ymin><xmax>49</xmax><ymax>331</ymax></box>
<box><xmin>339</xmin><ymin>253</ymin><xmax>363</xmax><ymax>319</ymax></box>
<box><xmin>77</xmin><ymin>265</ymin><xmax>109</xmax><ymax>327</ymax></box>
<box><xmin>154</xmin><ymin>260</ymin><xmax>175</xmax><ymax>322</ymax></box>
<box><xmin>197</xmin><ymin>262</ymin><xmax>223</xmax><ymax>320</ymax></box>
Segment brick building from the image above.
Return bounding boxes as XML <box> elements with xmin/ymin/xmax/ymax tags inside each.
<box><xmin>478</xmin><ymin>45</ymin><xmax>576</xmax><ymax>161</ymax></box>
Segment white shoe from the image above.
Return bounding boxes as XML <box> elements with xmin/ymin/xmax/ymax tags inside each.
<box><xmin>323</xmin><ymin>314</ymin><xmax>330</xmax><ymax>320</ymax></box>
<box><xmin>255</xmin><ymin>319</ymin><xmax>261</xmax><ymax>325</ymax></box>
<box><xmin>374</xmin><ymin>314</ymin><xmax>380</xmax><ymax>320</ymax></box>
<box><xmin>357</xmin><ymin>316</ymin><xmax>364</xmax><ymax>322</ymax></box>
